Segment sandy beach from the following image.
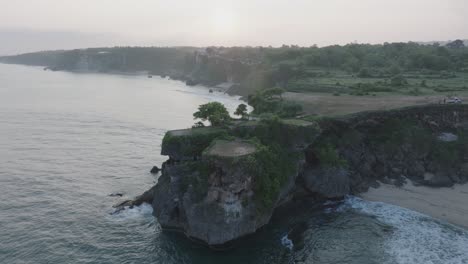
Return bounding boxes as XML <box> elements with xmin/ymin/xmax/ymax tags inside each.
<box><xmin>360</xmin><ymin>182</ymin><xmax>468</xmax><ymax>230</ymax></box>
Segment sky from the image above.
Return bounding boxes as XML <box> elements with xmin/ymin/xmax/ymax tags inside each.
<box><xmin>0</xmin><ymin>0</ymin><xmax>467</xmax><ymax>55</ymax></box>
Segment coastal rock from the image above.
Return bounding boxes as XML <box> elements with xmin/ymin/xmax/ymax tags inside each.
<box><xmin>153</xmin><ymin>140</ymin><xmax>294</xmax><ymax>246</ymax></box>
<box><xmin>136</xmin><ymin>104</ymin><xmax>468</xmax><ymax>247</ymax></box>
<box><xmin>113</xmin><ymin>186</ymin><xmax>156</xmax><ymax>213</ymax></box>
<box><xmin>302</xmin><ymin>166</ymin><xmax>350</xmax><ymax>198</ymax></box>
<box><xmin>150</xmin><ymin>166</ymin><xmax>161</xmax><ymax>174</ymax></box>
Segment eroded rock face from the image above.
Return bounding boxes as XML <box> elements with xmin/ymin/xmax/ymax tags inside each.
<box><xmin>302</xmin><ymin>166</ymin><xmax>350</xmax><ymax>198</ymax></box>
<box><xmin>152</xmin><ymin>140</ymin><xmax>299</xmax><ymax>246</ymax></box>
<box><xmin>139</xmin><ymin>105</ymin><xmax>468</xmax><ymax>247</ymax></box>
<box><xmin>315</xmin><ymin>104</ymin><xmax>468</xmax><ymax>191</ymax></box>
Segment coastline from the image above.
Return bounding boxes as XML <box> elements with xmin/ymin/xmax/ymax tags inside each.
<box><xmin>359</xmin><ymin>181</ymin><xmax>468</xmax><ymax>230</ymax></box>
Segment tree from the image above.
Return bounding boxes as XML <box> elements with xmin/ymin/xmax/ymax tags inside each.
<box><xmin>247</xmin><ymin>88</ymin><xmax>285</xmax><ymax>115</ymax></box>
<box><xmin>193</xmin><ymin>102</ymin><xmax>231</xmax><ymax>126</ymax></box>
<box><xmin>446</xmin><ymin>39</ymin><xmax>465</xmax><ymax>49</ymax></box>
<box><xmin>234</xmin><ymin>104</ymin><xmax>249</xmax><ymax>120</ymax></box>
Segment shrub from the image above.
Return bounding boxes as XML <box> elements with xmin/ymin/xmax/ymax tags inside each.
<box><xmin>315</xmin><ymin>143</ymin><xmax>347</xmax><ymax>168</ymax></box>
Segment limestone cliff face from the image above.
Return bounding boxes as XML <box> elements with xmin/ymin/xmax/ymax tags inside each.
<box><xmin>124</xmin><ymin>104</ymin><xmax>468</xmax><ymax>247</ymax></box>
<box><xmin>153</xmin><ymin>139</ymin><xmax>301</xmax><ymax>246</ymax></box>
<box><xmin>308</xmin><ymin>104</ymin><xmax>468</xmax><ymax>193</ymax></box>
<box><xmin>149</xmin><ymin>120</ymin><xmax>319</xmax><ymax>246</ymax></box>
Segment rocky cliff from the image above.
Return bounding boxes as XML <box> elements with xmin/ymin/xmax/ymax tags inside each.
<box><xmin>311</xmin><ymin>104</ymin><xmax>468</xmax><ymax>191</ymax></box>
<box><xmin>121</xmin><ymin>104</ymin><xmax>468</xmax><ymax>247</ymax></box>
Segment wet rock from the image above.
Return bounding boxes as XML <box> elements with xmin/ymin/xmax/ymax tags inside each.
<box><xmin>109</xmin><ymin>193</ymin><xmax>124</xmax><ymax>197</ymax></box>
<box><xmin>150</xmin><ymin>166</ymin><xmax>161</xmax><ymax>174</ymax></box>
<box><xmin>112</xmin><ymin>186</ymin><xmax>156</xmax><ymax>213</ymax></box>
<box><xmin>302</xmin><ymin>166</ymin><xmax>350</xmax><ymax>198</ymax></box>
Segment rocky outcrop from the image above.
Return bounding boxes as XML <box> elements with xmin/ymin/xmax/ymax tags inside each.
<box><xmin>153</xmin><ymin>140</ymin><xmax>274</xmax><ymax>245</ymax></box>
<box><xmin>146</xmin><ymin>120</ymin><xmax>319</xmax><ymax>246</ymax></box>
<box><xmin>314</xmin><ymin>104</ymin><xmax>468</xmax><ymax>192</ymax></box>
<box><xmin>122</xmin><ymin>104</ymin><xmax>468</xmax><ymax>247</ymax></box>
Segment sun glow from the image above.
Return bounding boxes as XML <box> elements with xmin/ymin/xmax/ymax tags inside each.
<box><xmin>212</xmin><ymin>9</ymin><xmax>236</xmax><ymax>35</ymax></box>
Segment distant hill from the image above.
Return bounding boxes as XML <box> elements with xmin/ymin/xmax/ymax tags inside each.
<box><xmin>2</xmin><ymin>41</ymin><xmax>468</xmax><ymax>97</ymax></box>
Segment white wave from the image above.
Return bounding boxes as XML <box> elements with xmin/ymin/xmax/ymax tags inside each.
<box><xmin>281</xmin><ymin>234</ymin><xmax>294</xmax><ymax>250</ymax></box>
<box><xmin>344</xmin><ymin>196</ymin><xmax>468</xmax><ymax>264</ymax></box>
<box><xmin>110</xmin><ymin>203</ymin><xmax>154</xmax><ymax>221</ymax></box>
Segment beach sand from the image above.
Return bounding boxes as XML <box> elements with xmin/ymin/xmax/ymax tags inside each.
<box><xmin>360</xmin><ymin>182</ymin><xmax>468</xmax><ymax>230</ymax></box>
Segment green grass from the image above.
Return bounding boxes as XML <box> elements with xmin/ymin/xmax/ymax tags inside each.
<box><xmin>286</xmin><ymin>69</ymin><xmax>468</xmax><ymax>96</ymax></box>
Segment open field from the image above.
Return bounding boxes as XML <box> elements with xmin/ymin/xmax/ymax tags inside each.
<box><xmin>285</xmin><ymin>91</ymin><xmax>468</xmax><ymax>116</ymax></box>
<box><xmin>287</xmin><ymin>70</ymin><xmax>468</xmax><ymax>96</ymax></box>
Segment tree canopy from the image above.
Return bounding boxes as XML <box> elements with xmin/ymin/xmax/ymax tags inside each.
<box><xmin>193</xmin><ymin>102</ymin><xmax>231</xmax><ymax>126</ymax></box>
<box><xmin>234</xmin><ymin>104</ymin><xmax>249</xmax><ymax>120</ymax></box>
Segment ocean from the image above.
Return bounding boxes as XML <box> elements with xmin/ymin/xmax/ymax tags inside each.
<box><xmin>0</xmin><ymin>63</ymin><xmax>467</xmax><ymax>264</ymax></box>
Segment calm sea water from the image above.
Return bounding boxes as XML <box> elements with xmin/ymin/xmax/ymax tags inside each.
<box><xmin>1</xmin><ymin>63</ymin><xmax>467</xmax><ymax>264</ymax></box>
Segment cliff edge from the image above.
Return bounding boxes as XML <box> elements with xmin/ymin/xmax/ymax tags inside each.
<box><xmin>121</xmin><ymin>104</ymin><xmax>468</xmax><ymax>247</ymax></box>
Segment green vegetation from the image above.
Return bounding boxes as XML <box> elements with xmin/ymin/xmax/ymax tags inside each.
<box><xmin>234</xmin><ymin>103</ymin><xmax>249</xmax><ymax>120</ymax></box>
<box><xmin>314</xmin><ymin>143</ymin><xmax>347</xmax><ymax>168</ymax></box>
<box><xmin>193</xmin><ymin>102</ymin><xmax>231</xmax><ymax>127</ymax></box>
<box><xmin>246</xmin><ymin>143</ymin><xmax>297</xmax><ymax>213</ymax></box>
<box><xmin>5</xmin><ymin>41</ymin><xmax>466</xmax><ymax>98</ymax></box>
<box><xmin>247</xmin><ymin>88</ymin><xmax>303</xmax><ymax>117</ymax></box>
<box><xmin>161</xmin><ymin>127</ymin><xmax>227</xmax><ymax>158</ymax></box>
<box><xmin>172</xmin><ymin>102</ymin><xmax>319</xmax><ymax>213</ymax></box>
<box><xmin>243</xmin><ymin>41</ymin><xmax>468</xmax><ymax>97</ymax></box>
<box><xmin>352</xmin><ymin>117</ymin><xmax>467</xmax><ymax>168</ymax></box>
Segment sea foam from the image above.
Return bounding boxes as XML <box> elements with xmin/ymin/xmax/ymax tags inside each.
<box><xmin>281</xmin><ymin>234</ymin><xmax>294</xmax><ymax>250</ymax></box>
<box><xmin>344</xmin><ymin>196</ymin><xmax>468</xmax><ymax>264</ymax></box>
<box><xmin>110</xmin><ymin>203</ymin><xmax>154</xmax><ymax>222</ymax></box>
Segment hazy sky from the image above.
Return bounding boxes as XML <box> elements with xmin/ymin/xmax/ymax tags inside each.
<box><xmin>1</xmin><ymin>0</ymin><xmax>467</xmax><ymax>55</ymax></box>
